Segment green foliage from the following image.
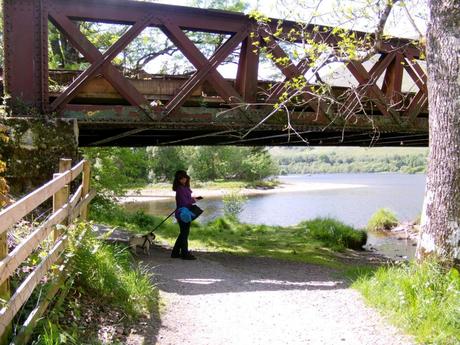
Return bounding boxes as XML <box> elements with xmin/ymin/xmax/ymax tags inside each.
<box><xmin>146</xmin><ymin>146</ymin><xmax>189</xmax><ymax>182</ymax></box>
<box><xmin>157</xmin><ymin>216</ymin><xmax>366</xmax><ymax>268</ymax></box>
<box><xmin>34</xmin><ymin>321</ymin><xmax>77</xmax><ymax>345</ymax></box>
<box><xmin>270</xmin><ymin>147</ymin><xmax>428</xmax><ymax>174</ymax></box>
<box><xmin>82</xmin><ymin>146</ymin><xmax>278</xmax><ymax>198</ymax></box>
<box><xmin>353</xmin><ymin>261</ymin><xmax>460</xmax><ymax>345</ymax></box>
<box><xmin>367</xmin><ymin>208</ymin><xmax>398</xmax><ymax>231</ymax></box>
<box><xmin>82</xmin><ymin>147</ymin><xmax>151</xmax><ymax>197</ymax></box>
<box><xmin>222</xmin><ymin>191</ymin><xmax>248</xmax><ymax>218</ymax></box>
<box><xmin>67</xmin><ymin>223</ymin><xmax>155</xmax><ymax>317</ymax></box>
<box><xmin>189</xmin><ymin>146</ymin><xmax>278</xmax><ymax>182</ymax></box>
<box><xmin>299</xmin><ymin>218</ymin><xmax>368</xmax><ymax>251</ymax></box>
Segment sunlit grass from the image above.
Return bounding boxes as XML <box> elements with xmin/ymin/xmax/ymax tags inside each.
<box><xmin>352</xmin><ymin>261</ymin><xmax>460</xmax><ymax>345</ymax></box>
<box><xmin>91</xmin><ymin>202</ymin><xmax>367</xmax><ymax>269</ymax></box>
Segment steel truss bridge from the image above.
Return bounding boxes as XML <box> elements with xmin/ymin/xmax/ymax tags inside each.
<box><xmin>3</xmin><ymin>0</ymin><xmax>429</xmax><ymax>146</ymax></box>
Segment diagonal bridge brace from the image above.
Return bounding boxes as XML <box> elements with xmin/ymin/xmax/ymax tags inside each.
<box><xmin>49</xmin><ymin>12</ymin><xmax>154</xmax><ymax>113</ymax></box>
<box><xmin>340</xmin><ymin>52</ymin><xmax>397</xmax><ymax>119</ymax></box>
<box><xmin>345</xmin><ymin>57</ymin><xmax>402</xmax><ymax>125</ymax></box>
<box><xmin>402</xmin><ymin>51</ymin><xmax>428</xmax><ymax>121</ymax></box>
<box><xmin>259</xmin><ymin>32</ymin><xmax>331</xmax><ymax>121</ymax></box>
<box><xmin>160</xmin><ymin>18</ymin><xmax>247</xmax><ymax>118</ymax></box>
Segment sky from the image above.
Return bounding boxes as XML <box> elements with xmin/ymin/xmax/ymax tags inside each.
<box><xmin>152</xmin><ymin>0</ymin><xmax>428</xmax><ymax>39</ymax></box>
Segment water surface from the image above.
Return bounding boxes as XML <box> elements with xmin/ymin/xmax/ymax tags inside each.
<box><xmin>124</xmin><ymin>173</ymin><xmax>426</xmax><ymax>259</ymax></box>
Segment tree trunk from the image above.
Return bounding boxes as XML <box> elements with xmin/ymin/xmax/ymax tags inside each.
<box><xmin>416</xmin><ymin>0</ymin><xmax>460</xmax><ymax>265</ymax></box>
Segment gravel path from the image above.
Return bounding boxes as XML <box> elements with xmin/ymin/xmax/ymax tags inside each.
<box><xmin>133</xmin><ymin>246</ymin><xmax>414</xmax><ymax>345</ymax></box>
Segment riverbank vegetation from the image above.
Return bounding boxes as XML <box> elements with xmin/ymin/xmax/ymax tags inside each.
<box><xmin>90</xmin><ymin>202</ymin><xmax>367</xmax><ymax>269</ymax></box>
<box><xmin>270</xmin><ymin>147</ymin><xmax>428</xmax><ymax>174</ymax></box>
<box><xmin>353</xmin><ymin>261</ymin><xmax>460</xmax><ymax>345</ymax></box>
<box><xmin>367</xmin><ymin>208</ymin><xmax>399</xmax><ymax>231</ymax></box>
<box><xmin>83</xmin><ymin>146</ymin><xmax>278</xmax><ymax>196</ymax></box>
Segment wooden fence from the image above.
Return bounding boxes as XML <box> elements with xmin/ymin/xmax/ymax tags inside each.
<box><xmin>0</xmin><ymin>158</ymin><xmax>95</xmax><ymax>344</ymax></box>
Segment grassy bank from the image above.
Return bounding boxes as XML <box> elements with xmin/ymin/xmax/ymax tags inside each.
<box><xmin>352</xmin><ymin>261</ymin><xmax>460</xmax><ymax>345</ymax></box>
<box><xmin>90</xmin><ymin>202</ymin><xmax>366</xmax><ymax>269</ymax></box>
<box><xmin>34</xmin><ymin>222</ymin><xmax>157</xmax><ymax>344</ymax></box>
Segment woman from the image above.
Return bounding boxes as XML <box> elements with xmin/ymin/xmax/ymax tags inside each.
<box><xmin>171</xmin><ymin>170</ymin><xmax>203</xmax><ymax>260</ymax></box>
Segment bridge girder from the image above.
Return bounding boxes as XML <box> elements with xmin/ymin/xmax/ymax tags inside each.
<box><xmin>2</xmin><ymin>0</ymin><xmax>429</xmax><ymax>146</ymax></box>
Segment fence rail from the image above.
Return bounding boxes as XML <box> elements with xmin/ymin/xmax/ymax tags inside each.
<box><xmin>0</xmin><ymin>158</ymin><xmax>94</xmax><ymax>344</ymax></box>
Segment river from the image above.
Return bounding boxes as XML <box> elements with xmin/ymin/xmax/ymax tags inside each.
<box><xmin>123</xmin><ymin>173</ymin><xmax>426</xmax><ymax>259</ymax></box>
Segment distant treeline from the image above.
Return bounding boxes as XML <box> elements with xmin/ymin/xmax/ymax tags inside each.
<box><xmin>269</xmin><ymin>147</ymin><xmax>428</xmax><ymax>174</ymax></box>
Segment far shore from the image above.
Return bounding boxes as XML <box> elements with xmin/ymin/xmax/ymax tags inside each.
<box><xmin>119</xmin><ymin>181</ymin><xmax>368</xmax><ymax>203</ymax></box>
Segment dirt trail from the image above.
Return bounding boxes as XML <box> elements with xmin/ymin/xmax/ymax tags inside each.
<box><xmin>130</xmin><ymin>247</ymin><xmax>414</xmax><ymax>345</ymax></box>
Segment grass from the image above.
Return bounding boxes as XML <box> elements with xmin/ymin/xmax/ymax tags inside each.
<box><xmin>66</xmin><ymin>223</ymin><xmax>155</xmax><ymax>316</ymax></box>
<box><xmin>33</xmin><ymin>222</ymin><xmax>157</xmax><ymax>344</ymax></box>
<box><xmin>90</xmin><ymin>202</ymin><xmax>367</xmax><ymax>269</ymax></box>
<box><xmin>352</xmin><ymin>261</ymin><xmax>460</xmax><ymax>345</ymax></box>
<box><xmin>367</xmin><ymin>208</ymin><xmax>399</xmax><ymax>231</ymax></box>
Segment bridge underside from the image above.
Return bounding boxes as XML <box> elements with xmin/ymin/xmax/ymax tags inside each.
<box><xmin>79</xmin><ymin>125</ymin><xmax>428</xmax><ymax>147</ymax></box>
<box><xmin>58</xmin><ymin>75</ymin><xmax>428</xmax><ymax>147</ymax></box>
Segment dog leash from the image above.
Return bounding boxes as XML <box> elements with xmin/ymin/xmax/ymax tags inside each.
<box><xmin>139</xmin><ymin>208</ymin><xmax>178</xmax><ymax>250</ymax></box>
<box><xmin>148</xmin><ymin>208</ymin><xmax>177</xmax><ymax>236</ymax></box>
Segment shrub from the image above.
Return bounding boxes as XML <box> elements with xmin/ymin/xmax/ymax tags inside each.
<box><xmin>300</xmin><ymin>218</ymin><xmax>367</xmax><ymax>251</ymax></box>
<box><xmin>367</xmin><ymin>208</ymin><xmax>398</xmax><ymax>231</ymax></box>
<box><xmin>222</xmin><ymin>191</ymin><xmax>248</xmax><ymax>218</ymax></box>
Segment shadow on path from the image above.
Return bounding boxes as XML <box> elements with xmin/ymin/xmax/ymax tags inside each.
<box><xmin>133</xmin><ymin>245</ymin><xmax>412</xmax><ymax>345</ymax></box>
<box><xmin>141</xmin><ymin>245</ymin><xmax>347</xmax><ymax>297</ymax></box>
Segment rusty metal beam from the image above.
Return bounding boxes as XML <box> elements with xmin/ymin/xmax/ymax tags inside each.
<box><xmin>266</xmin><ymin>59</ymin><xmax>310</xmax><ymax>105</ymax></box>
<box><xmin>260</xmin><ymin>33</ymin><xmax>329</xmax><ymax>117</ymax></box>
<box><xmin>345</xmin><ymin>58</ymin><xmax>401</xmax><ymax>123</ymax></box>
<box><xmin>160</xmin><ymin>19</ymin><xmax>246</xmax><ymax>116</ymax></box>
<box><xmin>50</xmin><ymin>13</ymin><xmax>154</xmax><ymax>111</ymax></box>
<box><xmin>51</xmin><ymin>0</ymin><xmax>247</xmax><ymax>33</ymax></box>
<box><xmin>3</xmin><ymin>0</ymin><xmax>48</xmax><ymax>111</ymax></box>
<box><xmin>340</xmin><ymin>53</ymin><xmax>396</xmax><ymax>117</ymax></box>
<box><xmin>48</xmin><ymin>10</ymin><xmax>149</xmax><ymax>109</ymax></box>
<box><xmin>235</xmin><ymin>35</ymin><xmax>260</xmax><ymax>102</ymax></box>
<box><xmin>382</xmin><ymin>52</ymin><xmax>404</xmax><ymax>105</ymax></box>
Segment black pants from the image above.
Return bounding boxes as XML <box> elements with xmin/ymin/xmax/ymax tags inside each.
<box><xmin>172</xmin><ymin>220</ymin><xmax>191</xmax><ymax>256</ymax></box>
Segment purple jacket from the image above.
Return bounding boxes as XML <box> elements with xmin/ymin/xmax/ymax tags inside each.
<box><xmin>175</xmin><ymin>185</ymin><xmax>196</xmax><ymax>219</ymax></box>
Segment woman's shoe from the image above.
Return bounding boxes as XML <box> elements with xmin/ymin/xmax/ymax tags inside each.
<box><xmin>181</xmin><ymin>253</ymin><xmax>197</xmax><ymax>260</ymax></box>
<box><xmin>171</xmin><ymin>252</ymin><xmax>181</xmax><ymax>258</ymax></box>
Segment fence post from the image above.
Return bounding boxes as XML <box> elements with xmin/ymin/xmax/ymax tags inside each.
<box><xmin>0</xmin><ymin>232</ymin><xmax>11</xmax><ymax>345</ymax></box>
<box><xmin>52</xmin><ymin>159</ymin><xmax>72</xmax><ymax>241</ymax></box>
<box><xmin>80</xmin><ymin>160</ymin><xmax>91</xmax><ymax>220</ymax></box>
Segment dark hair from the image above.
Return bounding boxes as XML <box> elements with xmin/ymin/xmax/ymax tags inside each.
<box><xmin>172</xmin><ymin>170</ymin><xmax>190</xmax><ymax>191</ymax></box>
